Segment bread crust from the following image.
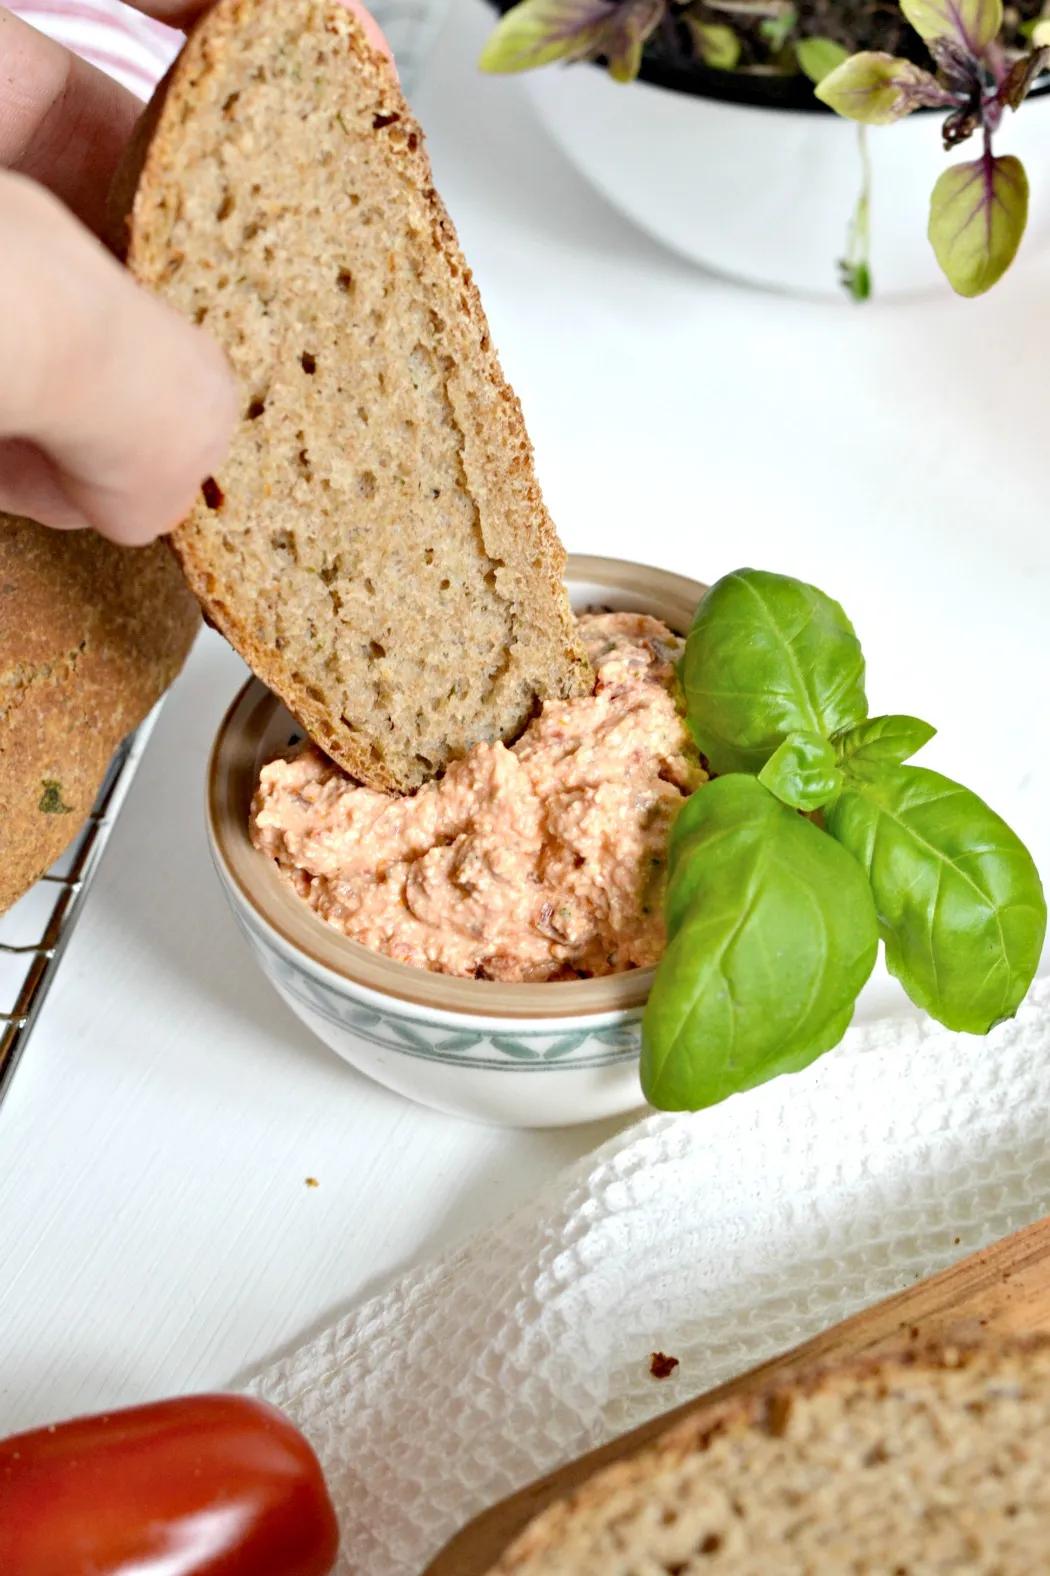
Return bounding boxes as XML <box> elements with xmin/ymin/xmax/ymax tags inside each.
<box><xmin>122</xmin><ymin>0</ymin><xmax>589</xmax><ymax>792</ymax></box>
<box><xmin>0</xmin><ymin>516</ymin><xmax>198</xmax><ymax>913</ymax></box>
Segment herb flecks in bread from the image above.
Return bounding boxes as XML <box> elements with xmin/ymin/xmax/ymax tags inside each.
<box><xmin>38</xmin><ymin>780</ymin><xmax>73</xmax><ymax>815</ymax></box>
<box><xmin>125</xmin><ymin>0</ymin><xmax>589</xmax><ymax>792</ymax></box>
<box><xmin>0</xmin><ymin>516</ymin><xmax>198</xmax><ymax>913</ymax></box>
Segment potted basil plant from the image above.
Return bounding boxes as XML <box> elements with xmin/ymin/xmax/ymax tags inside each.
<box><xmin>480</xmin><ymin>0</ymin><xmax>1050</xmax><ymax>298</ymax></box>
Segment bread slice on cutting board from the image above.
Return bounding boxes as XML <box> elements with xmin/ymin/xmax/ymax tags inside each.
<box><xmin>121</xmin><ymin>0</ymin><xmax>590</xmax><ymax>792</ymax></box>
<box><xmin>487</xmin><ymin>1340</ymin><xmax>1050</xmax><ymax>1573</ymax></box>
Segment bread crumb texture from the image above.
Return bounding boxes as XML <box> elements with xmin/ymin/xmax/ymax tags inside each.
<box><xmin>128</xmin><ymin>0</ymin><xmax>589</xmax><ymax>791</ymax></box>
<box><xmin>490</xmin><ymin>1342</ymin><xmax>1050</xmax><ymax>1574</ymax></box>
<box><xmin>0</xmin><ymin>516</ymin><xmax>198</xmax><ymax>912</ymax></box>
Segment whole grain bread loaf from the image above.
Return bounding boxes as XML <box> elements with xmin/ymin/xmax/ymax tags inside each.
<box><xmin>488</xmin><ymin>1340</ymin><xmax>1050</xmax><ymax>1573</ymax></box>
<box><xmin>120</xmin><ymin>0</ymin><xmax>590</xmax><ymax>793</ymax></box>
<box><xmin>0</xmin><ymin>516</ymin><xmax>198</xmax><ymax>913</ymax></box>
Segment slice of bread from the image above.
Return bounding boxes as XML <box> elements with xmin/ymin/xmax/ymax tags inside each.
<box><xmin>488</xmin><ymin>1340</ymin><xmax>1050</xmax><ymax>1573</ymax></box>
<box><xmin>0</xmin><ymin>515</ymin><xmax>199</xmax><ymax>913</ymax></box>
<box><xmin>122</xmin><ymin>0</ymin><xmax>590</xmax><ymax>792</ymax></box>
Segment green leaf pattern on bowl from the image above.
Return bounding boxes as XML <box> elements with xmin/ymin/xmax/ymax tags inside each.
<box><xmin>238</xmin><ymin>916</ymin><xmax>641</xmax><ymax>1071</ymax></box>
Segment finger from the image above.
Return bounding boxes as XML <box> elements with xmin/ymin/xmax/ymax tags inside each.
<box><xmin>0</xmin><ymin>0</ymin><xmax>392</xmax><ymax>233</ymax></box>
<box><xmin>0</xmin><ymin>171</ymin><xmax>237</xmax><ymax>545</ymax></box>
<box><xmin>123</xmin><ymin>1</ymin><xmax>216</xmax><ymax>24</ymax></box>
<box><xmin>1</xmin><ymin>0</ymin><xmax>393</xmax><ymax>237</ymax></box>
<box><xmin>0</xmin><ymin>439</ymin><xmax>93</xmax><ymax>531</ymax></box>
<box><xmin>0</xmin><ymin>6</ymin><xmax>141</xmax><ymax>233</ymax></box>
<box><xmin>125</xmin><ymin>0</ymin><xmax>390</xmax><ymax>47</ymax></box>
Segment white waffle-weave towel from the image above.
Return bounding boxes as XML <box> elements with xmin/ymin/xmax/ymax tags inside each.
<box><xmin>248</xmin><ymin>976</ymin><xmax>1050</xmax><ymax>1575</ymax></box>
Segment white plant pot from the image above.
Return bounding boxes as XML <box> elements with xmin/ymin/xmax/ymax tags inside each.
<box><xmin>527</xmin><ymin>65</ymin><xmax>1050</xmax><ymax>297</ymax></box>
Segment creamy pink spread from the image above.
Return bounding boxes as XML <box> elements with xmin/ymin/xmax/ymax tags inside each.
<box><xmin>250</xmin><ymin>612</ymin><xmax>705</xmax><ymax>981</ymax></box>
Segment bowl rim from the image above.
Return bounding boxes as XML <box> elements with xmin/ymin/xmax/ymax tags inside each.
<box><xmin>207</xmin><ymin>554</ymin><xmax>707</xmax><ymax>1023</ymax></box>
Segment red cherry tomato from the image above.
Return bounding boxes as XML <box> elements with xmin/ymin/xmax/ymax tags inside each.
<box><xmin>0</xmin><ymin>1394</ymin><xmax>339</xmax><ymax>1576</ymax></box>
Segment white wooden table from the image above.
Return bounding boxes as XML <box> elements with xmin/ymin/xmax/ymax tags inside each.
<box><xmin>1</xmin><ymin>0</ymin><xmax>1048</xmax><ymax>1436</ymax></box>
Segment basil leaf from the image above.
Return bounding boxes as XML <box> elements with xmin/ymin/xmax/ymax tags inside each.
<box><xmin>759</xmin><ymin>4</ymin><xmax>796</xmax><ymax>52</ymax></box>
<box><xmin>901</xmin><ymin>0</ymin><xmax>1002</xmax><ymax>55</ymax></box>
<box><xmin>928</xmin><ymin>153</ymin><xmax>1029</xmax><ymax>299</ymax></box>
<box><xmin>928</xmin><ymin>36</ymin><xmax>983</xmax><ymax>97</ymax></box>
<box><xmin>796</xmin><ymin>36</ymin><xmax>849</xmax><ymax>83</ymax></box>
<box><xmin>643</xmin><ymin>777</ymin><xmax>879</xmax><ymax>1111</ymax></box>
<box><xmin>685</xmin><ymin>18</ymin><xmax>741</xmax><ymax>69</ymax></box>
<box><xmin>826</xmin><ymin>763</ymin><xmax>1046</xmax><ymax>1033</ymax></box>
<box><xmin>815</xmin><ymin>52</ymin><xmax>952</xmax><ymax>123</ymax></box>
<box><xmin>999</xmin><ymin>45</ymin><xmax>1050</xmax><ymax>111</ymax></box>
<box><xmin>478</xmin><ymin>0</ymin><xmax>662</xmax><ymax>80</ymax></box>
<box><xmin>758</xmin><ymin>731</ymin><xmax>843</xmax><ymax>811</ymax></box>
<box><xmin>834</xmin><ymin>713</ymin><xmax>936</xmax><ymax>767</ymax></box>
<box><xmin>682</xmin><ymin>568</ymin><xmax>868</xmax><ymax>775</ymax></box>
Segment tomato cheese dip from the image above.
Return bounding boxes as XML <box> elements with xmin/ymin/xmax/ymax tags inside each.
<box><xmin>250</xmin><ymin>612</ymin><xmax>705</xmax><ymax>981</ymax></box>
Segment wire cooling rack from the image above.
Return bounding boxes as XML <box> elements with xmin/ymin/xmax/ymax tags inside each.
<box><xmin>0</xmin><ymin>710</ymin><xmax>158</xmax><ymax>1109</ymax></box>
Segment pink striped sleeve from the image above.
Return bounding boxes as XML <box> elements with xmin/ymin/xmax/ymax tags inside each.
<box><xmin>10</xmin><ymin>0</ymin><xmax>181</xmax><ymax>97</ymax></box>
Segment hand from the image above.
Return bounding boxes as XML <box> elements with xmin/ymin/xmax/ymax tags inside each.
<box><xmin>0</xmin><ymin>4</ymin><xmax>242</xmax><ymax>543</ymax></box>
<box><xmin>0</xmin><ymin>1</ymin><xmax>389</xmax><ymax>546</ymax></box>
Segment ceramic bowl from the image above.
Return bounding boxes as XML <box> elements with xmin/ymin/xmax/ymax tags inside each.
<box><xmin>525</xmin><ymin>65</ymin><xmax>1050</xmax><ymax>297</ymax></box>
<box><xmin>207</xmin><ymin>555</ymin><xmax>706</xmax><ymax>1127</ymax></box>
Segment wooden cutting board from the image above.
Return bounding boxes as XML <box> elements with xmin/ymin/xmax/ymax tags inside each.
<box><xmin>424</xmin><ymin>1215</ymin><xmax>1050</xmax><ymax>1575</ymax></box>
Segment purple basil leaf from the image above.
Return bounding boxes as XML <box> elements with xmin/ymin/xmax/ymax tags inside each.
<box><xmin>479</xmin><ymin>0</ymin><xmax>663</xmax><ymax>80</ymax></box>
<box><xmin>999</xmin><ymin>45</ymin><xmax>1050</xmax><ymax>109</ymax></box>
<box><xmin>928</xmin><ymin>150</ymin><xmax>1029</xmax><ymax>296</ymax></box>
<box><xmin>901</xmin><ymin>0</ymin><xmax>1003</xmax><ymax>58</ymax></box>
<box><xmin>927</xmin><ymin>35</ymin><xmax>982</xmax><ymax>94</ymax></box>
<box><xmin>942</xmin><ymin>103</ymin><xmax>982</xmax><ymax>145</ymax></box>
<box><xmin>816</xmin><ymin>51</ymin><xmax>955</xmax><ymax>123</ymax></box>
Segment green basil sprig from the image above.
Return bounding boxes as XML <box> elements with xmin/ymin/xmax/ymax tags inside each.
<box><xmin>681</xmin><ymin>568</ymin><xmax>867</xmax><ymax>775</ymax></box>
<box><xmin>642</xmin><ymin>777</ymin><xmax>878</xmax><ymax>1112</ymax></box>
<box><xmin>642</xmin><ymin>567</ymin><xmax>1046</xmax><ymax>1113</ymax></box>
<box><xmin>826</xmin><ymin>762</ymin><xmax>1046</xmax><ymax>1034</ymax></box>
<box><xmin>758</xmin><ymin>731</ymin><xmax>842</xmax><ymax>812</ymax></box>
<box><xmin>833</xmin><ymin>714</ymin><xmax>937</xmax><ymax>767</ymax></box>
